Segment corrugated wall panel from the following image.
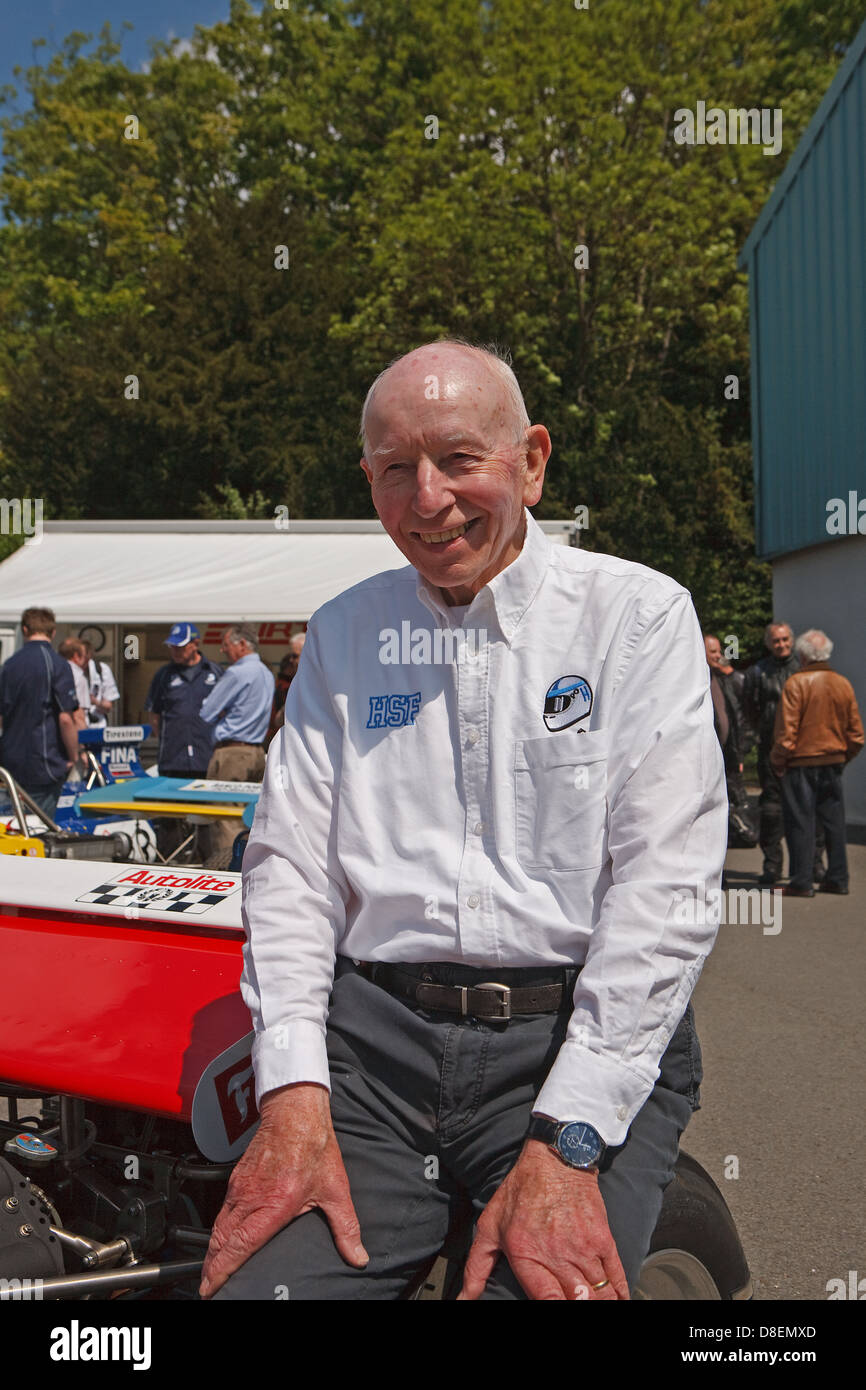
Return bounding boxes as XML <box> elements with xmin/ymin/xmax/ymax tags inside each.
<box><xmin>743</xmin><ymin>26</ymin><xmax>866</xmax><ymax>558</ymax></box>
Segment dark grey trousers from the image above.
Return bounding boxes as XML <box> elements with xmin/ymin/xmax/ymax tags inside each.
<box><xmin>780</xmin><ymin>763</ymin><xmax>848</xmax><ymax>892</ymax></box>
<box><xmin>213</xmin><ymin>957</ymin><xmax>702</xmax><ymax>1300</ymax></box>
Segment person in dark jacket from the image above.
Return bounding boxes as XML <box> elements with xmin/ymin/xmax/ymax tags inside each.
<box><xmin>0</xmin><ymin>606</ymin><xmax>80</xmax><ymax>818</ymax></box>
<box><xmin>705</xmin><ymin>635</ymin><xmax>750</xmax><ymax>886</ymax></box>
<box><xmin>144</xmin><ymin>623</ymin><xmax>224</xmax><ymax>778</ymax></box>
<box><xmin>265</xmin><ymin>632</ymin><xmax>306</xmax><ymax>747</ymax></box>
<box><xmin>717</xmin><ymin>648</ymin><xmax>749</xmax><ymax>754</ymax></box>
<box><xmin>743</xmin><ymin>621</ymin><xmax>825</xmax><ymax>887</ymax></box>
<box><xmin>705</xmin><ymin>634</ymin><xmax>745</xmax><ymax>802</ymax></box>
<box><xmin>143</xmin><ymin>622</ymin><xmax>224</xmax><ymax>860</ymax></box>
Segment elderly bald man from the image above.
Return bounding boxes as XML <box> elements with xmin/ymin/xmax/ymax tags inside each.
<box><xmin>201</xmin><ymin>340</ymin><xmax>727</xmax><ymax>1301</ymax></box>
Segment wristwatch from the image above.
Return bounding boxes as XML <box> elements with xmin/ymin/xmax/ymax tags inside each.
<box><xmin>527</xmin><ymin>1114</ymin><xmax>606</xmax><ymax>1171</ymax></box>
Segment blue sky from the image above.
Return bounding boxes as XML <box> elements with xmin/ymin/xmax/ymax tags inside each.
<box><xmin>1</xmin><ymin>1</ymin><xmax>232</xmax><ymax>110</ymax></box>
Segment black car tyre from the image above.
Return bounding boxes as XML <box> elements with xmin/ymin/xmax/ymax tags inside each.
<box><xmin>633</xmin><ymin>1151</ymin><xmax>752</xmax><ymax>1300</ymax></box>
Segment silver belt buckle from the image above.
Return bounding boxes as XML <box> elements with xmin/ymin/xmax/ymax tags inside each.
<box><xmin>475</xmin><ymin>981</ymin><xmax>512</xmax><ymax>1020</ymax></box>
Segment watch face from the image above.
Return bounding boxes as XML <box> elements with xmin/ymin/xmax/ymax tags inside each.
<box><xmin>557</xmin><ymin>1123</ymin><xmax>603</xmax><ymax>1168</ymax></box>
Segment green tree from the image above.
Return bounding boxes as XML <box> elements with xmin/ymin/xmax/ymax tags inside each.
<box><xmin>1</xmin><ymin>0</ymin><xmax>862</xmax><ymax>649</ymax></box>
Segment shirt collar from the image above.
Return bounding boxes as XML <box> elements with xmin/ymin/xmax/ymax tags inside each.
<box><xmin>414</xmin><ymin>508</ymin><xmax>550</xmax><ymax>643</ymax></box>
<box><xmin>173</xmin><ymin>657</ymin><xmax>204</xmax><ymax>676</ymax></box>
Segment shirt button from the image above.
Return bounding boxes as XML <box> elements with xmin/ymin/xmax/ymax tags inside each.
<box><xmin>616</xmin><ymin>1106</ymin><xmax>628</xmax><ymax>1122</ymax></box>
<box><xmin>466</xmin><ymin>728</ymin><xmax>480</xmax><ymax>746</ymax></box>
<box><xmin>467</xmin><ymin>893</ymin><xmax>480</xmax><ymax>909</ymax></box>
<box><xmin>473</xmin><ymin>821</ymin><xmax>484</xmax><ymax>835</ymax></box>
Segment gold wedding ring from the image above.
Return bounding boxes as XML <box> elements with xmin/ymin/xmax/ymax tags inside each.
<box><xmin>591</xmin><ymin>1278</ymin><xmax>610</xmax><ymax>1291</ymax></box>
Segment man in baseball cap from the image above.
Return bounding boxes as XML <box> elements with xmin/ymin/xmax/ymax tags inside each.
<box><xmin>165</xmin><ymin>622</ymin><xmax>201</xmax><ymax>648</ymax></box>
<box><xmin>144</xmin><ymin>623</ymin><xmax>223</xmax><ymax>779</ymax></box>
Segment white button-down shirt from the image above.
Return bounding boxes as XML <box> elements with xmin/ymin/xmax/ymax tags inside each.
<box><xmin>86</xmin><ymin>658</ymin><xmax>120</xmax><ymax>729</ymax></box>
<box><xmin>241</xmin><ymin>511</ymin><xmax>727</xmax><ymax>1144</ymax></box>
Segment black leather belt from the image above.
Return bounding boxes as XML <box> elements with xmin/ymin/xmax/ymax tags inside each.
<box><xmin>361</xmin><ymin>962</ymin><xmax>579</xmax><ymax>1020</ymax></box>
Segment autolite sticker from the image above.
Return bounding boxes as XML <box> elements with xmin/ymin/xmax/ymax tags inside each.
<box><xmin>116</xmin><ymin>869</ymin><xmax>238</xmax><ymax>893</ymax></box>
<box><xmin>74</xmin><ymin>867</ymin><xmax>240</xmax><ymax>915</ymax></box>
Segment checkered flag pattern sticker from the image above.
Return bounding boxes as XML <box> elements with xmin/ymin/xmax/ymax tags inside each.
<box><xmin>75</xmin><ymin>869</ymin><xmax>239</xmax><ymax>915</ymax></box>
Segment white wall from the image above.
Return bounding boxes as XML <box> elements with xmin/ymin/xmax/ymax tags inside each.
<box><xmin>772</xmin><ymin>534</ymin><xmax>866</xmax><ymax>825</ymax></box>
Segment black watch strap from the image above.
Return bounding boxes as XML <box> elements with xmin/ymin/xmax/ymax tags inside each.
<box><xmin>527</xmin><ymin>1114</ymin><xmax>560</xmax><ymax>1147</ymax></box>
<box><xmin>527</xmin><ymin>1113</ymin><xmax>605</xmax><ymax>1170</ymax></box>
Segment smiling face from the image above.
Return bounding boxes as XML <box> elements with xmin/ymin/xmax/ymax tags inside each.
<box><xmin>360</xmin><ymin>346</ymin><xmax>551</xmax><ymax>606</ymax></box>
<box><xmin>767</xmin><ymin>625</ymin><xmax>793</xmax><ymax>660</ymax></box>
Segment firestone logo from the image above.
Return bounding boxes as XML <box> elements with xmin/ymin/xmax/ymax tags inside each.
<box><xmin>213</xmin><ymin>1053</ymin><xmax>259</xmax><ymax>1145</ymax></box>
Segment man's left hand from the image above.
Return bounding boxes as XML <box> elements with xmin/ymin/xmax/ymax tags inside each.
<box><xmin>458</xmin><ymin>1140</ymin><xmax>629</xmax><ymax>1301</ymax></box>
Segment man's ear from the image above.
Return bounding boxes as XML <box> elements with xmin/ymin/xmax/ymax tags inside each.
<box><xmin>522</xmin><ymin>424</ymin><xmax>552</xmax><ymax>508</ymax></box>
<box><xmin>360</xmin><ymin>457</ymin><xmax>373</xmax><ymax>486</ymax></box>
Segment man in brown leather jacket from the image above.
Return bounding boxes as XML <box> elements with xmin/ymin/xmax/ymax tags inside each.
<box><xmin>770</xmin><ymin>630</ymin><xmax>864</xmax><ymax>896</ymax></box>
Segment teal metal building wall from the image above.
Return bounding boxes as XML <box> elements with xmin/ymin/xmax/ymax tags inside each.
<box><xmin>738</xmin><ymin>21</ymin><xmax>866</xmax><ymax>561</ymax></box>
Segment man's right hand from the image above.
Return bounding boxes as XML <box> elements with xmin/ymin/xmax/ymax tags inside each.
<box><xmin>198</xmin><ymin>1081</ymin><xmax>368</xmax><ymax>1299</ymax></box>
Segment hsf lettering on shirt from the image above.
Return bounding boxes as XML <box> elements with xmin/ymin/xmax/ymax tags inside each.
<box><xmin>367</xmin><ymin>692</ymin><xmax>422</xmax><ymax>729</ymax></box>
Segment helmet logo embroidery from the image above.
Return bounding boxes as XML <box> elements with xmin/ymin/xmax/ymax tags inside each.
<box><xmin>543</xmin><ymin>675</ymin><xmax>593</xmax><ymax>732</ymax></box>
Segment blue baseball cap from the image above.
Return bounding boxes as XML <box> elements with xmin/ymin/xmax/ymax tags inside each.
<box><xmin>165</xmin><ymin>623</ymin><xmax>201</xmax><ymax>646</ymax></box>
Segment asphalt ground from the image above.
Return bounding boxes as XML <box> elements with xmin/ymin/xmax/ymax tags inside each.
<box><xmin>686</xmin><ymin>840</ymin><xmax>865</xmax><ymax>1301</ymax></box>
<box><xmin>2</xmin><ymin>836</ymin><xmax>862</xmax><ymax>1303</ymax></box>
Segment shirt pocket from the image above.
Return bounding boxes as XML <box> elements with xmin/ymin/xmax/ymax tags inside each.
<box><xmin>514</xmin><ymin>729</ymin><xmax>609</xmax><ymax>873</ymax></box>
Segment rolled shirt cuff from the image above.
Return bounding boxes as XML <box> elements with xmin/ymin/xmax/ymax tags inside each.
<box><xmin>533</xmin><ymin>1043</ymin><xmax>659</xmax><ymax>1148</ymax></box>
<box><xmin>250</xmin><ymin>1019</ymin><xmax>331</xmax><ymax>1109</ymax></box>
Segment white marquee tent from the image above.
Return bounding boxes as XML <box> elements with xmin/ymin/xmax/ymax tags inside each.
<box><xmin>0</xmin><ymin>519</ymin><xmax>575</xmax><ymax>627</ymax></box>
